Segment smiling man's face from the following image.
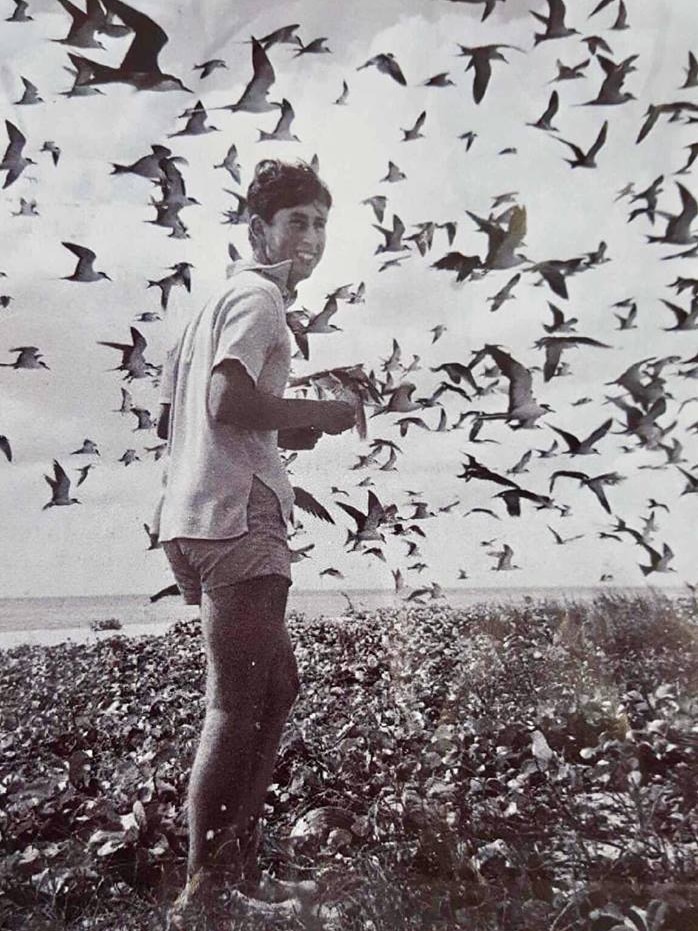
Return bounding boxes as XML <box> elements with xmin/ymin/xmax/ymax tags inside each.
<box><xmin>255</xmin><ymin>200</ymin><xmax>329</xmax><ymax>288</ymax></box>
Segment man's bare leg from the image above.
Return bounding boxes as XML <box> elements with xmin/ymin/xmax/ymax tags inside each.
<box><xmin>186</xmin><ymin>574</ymin><xmax>297</xmax><ymax>885</ymax></box>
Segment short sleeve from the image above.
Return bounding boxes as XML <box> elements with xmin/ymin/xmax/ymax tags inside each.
<box><xmin>211</xmin><ymin>288</ymin><xmax>279</xmax><ymax>386</ymax></box>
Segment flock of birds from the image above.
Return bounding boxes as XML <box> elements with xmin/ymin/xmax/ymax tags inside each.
<box><xmin>1</xmin><ymin>0</ymin><xmax>697</xmax><ymax>599</ymax></box>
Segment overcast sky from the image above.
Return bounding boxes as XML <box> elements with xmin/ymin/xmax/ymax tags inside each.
<box><xmin>0</xmin><ymin>0</ymin><xmax>696</xmax><ymax>597</ymax></box>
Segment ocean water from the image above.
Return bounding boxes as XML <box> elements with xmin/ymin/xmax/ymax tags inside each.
<box><xmin>0</xmin><ymin>586</ymin><xmax>684</xmax><ymax>650</ymax></box>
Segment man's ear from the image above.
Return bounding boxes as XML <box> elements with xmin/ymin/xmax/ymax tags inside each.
<box><xmin>249</xmin><ymin>214</ymin><xmax>266</xmax><ymax>254</ymax></box>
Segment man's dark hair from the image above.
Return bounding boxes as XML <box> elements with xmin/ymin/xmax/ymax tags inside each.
<box><xmin>247</xmin><ymin>159</ymin><xmax>332</xmax><ymax>222</ymax></box>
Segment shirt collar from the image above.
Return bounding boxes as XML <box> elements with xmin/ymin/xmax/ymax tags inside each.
<box><xmin>226</xmin><ymin>258</ymin><xmax>297</xmax><ymax>308</ymax></box>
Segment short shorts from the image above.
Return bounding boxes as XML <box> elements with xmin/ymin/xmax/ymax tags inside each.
<box><xmin>162</xmin><ymin>476</ymin><xmax>292</xmax><ymax>605</ymax></box>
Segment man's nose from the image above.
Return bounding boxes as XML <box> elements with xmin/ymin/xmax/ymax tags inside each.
<box><xmin>302</xmin><ymin>228</ymin><xmax>323</xmax><ymax>250</ymax></box>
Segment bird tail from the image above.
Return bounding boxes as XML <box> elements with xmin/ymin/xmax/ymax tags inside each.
<box><xmin>639</xmin><ymin>564</ymin><xmax>652</xmax><ymax>576</ymax></box>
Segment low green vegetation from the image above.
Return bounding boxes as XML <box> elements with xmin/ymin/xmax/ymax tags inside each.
<box><xmin>1</xmin><ymin>592</ymin><xmax>696</xmax><ymax>930</ymax></box>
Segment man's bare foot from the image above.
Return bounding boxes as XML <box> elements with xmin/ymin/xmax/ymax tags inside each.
<box><xmin>255</xmin><ymin>871</ymin><xmax>318</xmax><ymax>904</ymax></box>
<box><xmin>167</xmin><ymin>868</ymin><xmax>220</xmax><ymax>930</ymax></box>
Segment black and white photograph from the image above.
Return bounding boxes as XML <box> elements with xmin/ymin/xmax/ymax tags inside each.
<box><xmin>1</xmin><ymin>0</ymin><xmax>697</xmax><ymax>928</ymax></box>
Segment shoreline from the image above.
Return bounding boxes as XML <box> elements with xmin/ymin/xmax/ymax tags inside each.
<box><xmin>0</xmin><ymin>585</ymin><xmax>692</xmax><ymax>651</ymax></box>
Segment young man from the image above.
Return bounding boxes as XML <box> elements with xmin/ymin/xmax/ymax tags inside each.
<box><xmin>158</xmin><ymin>159</ymin><xmax>355</xmax><ymax>922</ymax></box>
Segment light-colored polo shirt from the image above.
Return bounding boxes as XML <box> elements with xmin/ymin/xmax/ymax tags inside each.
<box><xmin>158</xmin><ymin>259</ymin><xmax>296</xmax><ymax>543</ymax></box>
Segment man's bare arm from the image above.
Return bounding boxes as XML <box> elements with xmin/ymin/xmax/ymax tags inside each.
<box><xmin>209</xmin><ymin>360</ymin><xmax>354</xmax><ymax>434</ymax></box>
<box><xmin>157</xmin><ymin>404</ymin><xmax>170</xmax><ymax>441</ymax></box>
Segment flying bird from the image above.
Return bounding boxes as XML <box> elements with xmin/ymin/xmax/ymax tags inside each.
<box><xmin>646</xmin><ymin>183</ymin><xmax>697</xmax><ymax>245</ymax></box>
<box><xmin>258</xmin><ymin>99</ymin><xmax>300</xmax><ymax>142</ymax></box>
<box><xmin>361</xmin><ymin>195</ymin><xmax>387</xmax><ymax>223</ymax></box>
<box><xmin>147</xmin><ymin>262</ymin><xmax>192</xmax><ymax>309</ymax></box>
<box><xmin>431</xmin><ymin>252</ymin><xmax>482</xmax><ymax>282</ymax></box>
<box><xmin>292</xmin><ymin>36</ymin><xmax>331</xmax><ymax>57</ymax></box>
<box><xmin>547</xmin><ymin>525</ymin><xmax>584</xmax><ymax>545</ymax></box>
<box><xmin>75</xmin><ymin>464</ymin><xmax>95</xmax><ymax>486</ymax></box>
<box><xmin>97</xmin><ymin>326</ymin><xmax>152</xmax><ymax>380</ymax></box>
<box><xmin>457</xmin><ymin>44</ymin><xmax>523</xmax><ymax>104</ymax></box>
<box><xmin>636</xmin><ymin>101</ymin><xmax>698</xmax><ymax>145</ymax></box>
<box><xmin>333</xmin><ymin>79</ymin><xmax>349</xmax><ymax>105</ymax></box>
<box><xmin>1</xmin><ymin>121</ymin><xmax>36</xmax><ymax>188</ymax></box>
<box><xmin>581</xmin><ymin>54</ymin><xmax>637</xmax><ymax>106</ymax></box>
<box><xmin>556</xmin><ymin>120</ymin><xmax>608</xmax><ymax>168</ymax></box>
<box><xmin>61</xmin><ymin>242</ymin><xmax>111</xmax><ymax>282</ymax></box>
<box><xmin>40</xmin><ymin>141</ymin><xmax>61</xmax><ymax>165</ymax></box>
<box><xmin>68</xmin><ymin>0</ymin><xmax>191</xmax><ymax>92</ymax></box>
<box><xmin>53</xmin><ymin>0</ymin><xmax>110</xmax><ymax>49</ymax></box>
<box><xmin>193</xmin><ymin>59</ymin><xmax>227</xmax><ymax>80</ymax></box>
<box><xmin>549</xmin><ymin>418</ymin><xmax>613</xmax><ymax>455</ymax></box>
<box><xmin>534</xmin><ymin>335</ymin><xmax>611</xmax><ymax>382</ymax></box>
<box><xmin>532</xmin><ymin>0</ymin><xmax>579</xmax><ymax>45</ymax></box>
<box><xmin>169</xmin><ymin>100</ymin><xmax>218</xmax><ymax>136</ymax></box>
<box><xmin>214</xmin><ymin>143</ymin><xmax>241</xmax><ymax>183</ymax></box>
<box><xmin>380</xmin><ymin>161</ymin><xmax>406</xmax><ymax>183</ymax></box>
<box><xmin>1</xmin><ymin>346</ymin><xmax>49</xmax><ymax>370</ymax></box>
<box><xmin>401</xmin><ymin>111</ymin><xmax>426</xmax><ymax>142</ymax></box>
<box><xmin>15</xmin><ymin>76</ymin><xmax>42</xmax><ymax>105</ymax></box>
<box><xmin>356</xmin><ymin>53</ymin><xmax>406</xmax><ymax>86</ymax></box>
<box><xmin>549</xmin><ymin>470</ymin><xmax>624</xmax><ymax>513</ymax></box>
<box><xmin>43</xmin><ymin>460</ymin><xmax>80</xmax><ymax>509</ymax></box>
<box><xmin>527</xmin><ymin>90</ymin><xmax>560</xmax><ymax>131</ymax></box>
<box><xmin>680</xmin><ymin>51</ymin><xmax>698</xmax><ymax>89</ymax></box>
<box><xmin>71</xmin><ymin>439</ymin><xmax>99</xmax><ymax>455</ymax></box>
<box><xmin>489</xmin><ymin>544</ymin><xmax>519</xmax><ymax>571</ymax></box>
<box><xmin>337</xmin><ymin>490</ymin><xmax>390</xmax><ymax>544</ymax></box>
<box><xmin>550</xmin><ymin>58</ymin><xmax>590</xmax><ymax>82</ymax></box>
<box><xmin>218</xmin><ymin>38</ymin><xmax>277</xmax><ymax>113</ymax></box>
<box><xmin>7</xmin><ymin>0</ymin><xmax>33</xmax><ymax>22</ymax></box>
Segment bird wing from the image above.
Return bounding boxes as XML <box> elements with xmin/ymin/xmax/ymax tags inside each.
<box><xmin>238</xmin><ymin>38</ymin><xmax>276</xmax><ymax>105</ymax></box>
<box><xmin>336</xmin><ymin>500</ymin><xmax>365</xmax><ymax>530</ymax></box>
<box><xmin>636</xmin><ymin>106</ymin><xmax>659</xmax><ymax>144</ymax></box>
<box><xmin>543</xmin><ymin>342</ymin><xmax>564</xmax><ymax>381</ymax></box>
<box><xmin>4</xmin><ymin>120</ymin><xmax>27</xmax><ymax>160</ymax></box>
<box><xmin>549</xmin><ymin>425</ymin><xmax>579</xmax><ymax>451</ymax></box>
<box><xmin>130</xmin><ymin>327</ymin><xmax>147</xmax><ymax>353</ymax></box>
<box><xmin>548</xmin><ymin>0</ymin><xmax>567</xmax><ymax>30</ymax></box>
<box><xmin>470</xmin><ymin>55</ymin><xmax>492</xmax><ymax>104</ymax></box>
<box><xmin>556</xmin><ymin>136</ymin><xmax>584</xmax><ymax>161</ymax></box>
<box><xmin>549</xmin><ymin>469</ymin><xmax>587</xmax><ymax>491</ymax></box>
<box><xmin>547</xmin><ymin>525</ymin><xmax>563</xmax><ymax>544</ymax></box>
<box><xmin>103</xmin><ymin>0</ymin><xmax>168</xmax><ymax>72</ymax></box>
<box><xmin>53</xmin><ymin>460</ymin><xmax>71</xmax><ymax>497</ymax></box>
<box><xmin>587</xmin><ymin>478</ymin><xmax>611</xmax><ymax>513</ymax></box>
<box><xmin>548</xmin><ymin>303</ymin><xmax>564</xmax><ymax>328</ymax></box>
<box><xmin>309</xmin><ymin>295</ymin><xmax>339</xmax><ymax>329</ymax></box>
<box><xmin>0</xmin><ymin>435</ymin><xmax>12</xmax><ymax>462</ymax></box>
<box><xmin>583</xmin><ymin>418</ymin><xmax>613</xmax><ymax>448</ymax></box>
<box><xmin>540</xmin><ymin>90</ymin><xmax>559</xmax><ymax>123</ymax></box>
<box><xmin>676</xmin><ymin>182</ymin><xmax>698</xmax><ymax>223</ymax></box>
<box><xmin>62</xmin><ymin>241</ymin><xmax>94</xmax><ymax>261</ymax></box>
<box><xmin>292</xmin><ymin>486</ymin><xmax>334</xmax><ymax>523</ymax></box>
<box><xmin>588</xmin><ymin>120</ymin><xmax>609</xmax><ymax>159</ymax></box>
<box><xmin>275</xmin><ymin>98</ymin><xmax>295</xmax><ymax>134</ymax></box>
<box><xmin>385</xmin><ymin>56</ymin><xmax>407</xmax><ymax>85</ymax></box>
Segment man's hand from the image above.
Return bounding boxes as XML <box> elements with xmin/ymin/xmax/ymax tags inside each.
<box><xmin>156</xmin><ymin>404</ymin><xmax>170</xmax><ymax>441</ymax></box>
<box><xmin>277</xmin><ymin>427</ymin><xmax>322</xmax><ymax>450</ymax></box>
<box><xmin>314</xmin><ymin>400</ymin><xmax>357</xmax><ymax>435</ymax></box>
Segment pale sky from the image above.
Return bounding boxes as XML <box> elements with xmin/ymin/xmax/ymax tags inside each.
<box><xmin>0</xmin><ymin>0</ymin><xmax>696</xmax><ymax>597</ymax></box>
